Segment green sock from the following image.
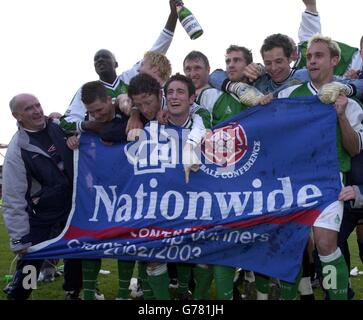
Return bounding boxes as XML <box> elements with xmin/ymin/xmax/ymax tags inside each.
<box><xmin>82</xmin><ymin>259</ymin><xmax>101</xmax><ymax>300</ymax></box>
<box><xmin>214</xmin><ymin>265</ymin><xmax>235</xmax><ymax>300</ymax></box>
<box><xmin>176</xmin><ymin>264</ymin><xmax>192</xmax><ymax>296</ymax></box>
<box><xmin>147</xmin><ymin>269</ymin><xmax>171</xmax><ymax>300</ymax></box>
<box><xmin>321</xmin><ymin>251</ymin><xmax>348</xmax><ymax>300</ymax></box>
<box><xmin>193</xmin><ymin>265</ymin><xmax>213</xmax><ymax>300</ymax></box>
<box><xmin>117</xmin><ymin>260</ymin><xmax>135</xmax><ymax>299</ymax></box>
<box><xmin>280</xmin><ymin>268</ymin><xmax>302</xmax><ymax>300</ymax></box>
<box><xmin>255</xmin><ymin>273</ymin><xmax>269</xmax><ymax>299</ymax></box>
<box><xmin>138</xmin><ymin>262</ymin><xmax>155</xmax><ymax>300</ymax></box>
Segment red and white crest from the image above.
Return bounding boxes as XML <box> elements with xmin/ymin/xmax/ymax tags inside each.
<box><xmin>202</xmin><ymin>123</ymin><xmax>248</xmax><ymax>167</ymax></box>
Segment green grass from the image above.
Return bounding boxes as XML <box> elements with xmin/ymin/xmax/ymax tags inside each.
<box><xmin>0</xmin><ymin>212</ymin><xmax>362</xmax><ymax>300</ymax></box>
<box><xmin>0</xmin><ymin>213</ymin><xmax>121</xmax><ymax>300</ymax></box>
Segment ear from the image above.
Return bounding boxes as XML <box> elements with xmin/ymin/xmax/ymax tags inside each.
<box><xmin>189</xmin><ymin>94</ymin><xmax>196</xmax><ymax>105</ymax></box>
<box><xmin>152</xmin><ymin>66</ymin><xmax>162</xmax><ymax>78</ymax></box>
<box><xmin>12</xmin><ymin>111</ymin><xmax>21</xmax><ymax>122</ymax></box>
<box><xmin>107</xmin><ymin>96</ymin><xmax>113</xmax><ymax>105</ymax></box>
<box><xmin>115</xmin><ymin>61</ymin><xmax>119</xmax><ymax>68</ymax></box>
<box><xmin>331</xmin><ymin>55</ymin><xmax>340</xmax><ymax>67</ymax></box>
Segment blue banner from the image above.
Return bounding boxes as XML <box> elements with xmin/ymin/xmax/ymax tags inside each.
<box><xmin>27</xmin><ymin>96</ymin><xmax>341</xmax><ymax>282</ymax></box>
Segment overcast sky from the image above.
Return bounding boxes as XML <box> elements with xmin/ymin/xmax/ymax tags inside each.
<box><xmin>1</xmin><ymin>0</ymin><xmax>362</xmax><ymax>163</ymax></box>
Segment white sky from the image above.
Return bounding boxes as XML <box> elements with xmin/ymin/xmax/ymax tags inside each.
<box><xmin>0</xmin><ymin>0</ymin><xmax>362</xmax><ymax>164</ymax></box>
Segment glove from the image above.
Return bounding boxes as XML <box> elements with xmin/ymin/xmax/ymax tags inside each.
<box><xmin>227</xmin><ymin>82</ymin><xmax>264</xmax><ymax>107</ymax></box>
<box><xmin>182</xmin><ymin>141</ymin><xmax>200</xmax><ymax>184</ymax></box>
<box><xmin>318</xmin><ymin>82</ymin><xmax>352</xmax><ymax>104</ymax></box>
<box><xmin>186</xmin><ymin>113</ymin><xmax>206</xmax><ymax>147</ymax></box>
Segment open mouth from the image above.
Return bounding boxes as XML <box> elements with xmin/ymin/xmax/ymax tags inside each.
<box><xmin>33</xmin><ymin>116</ymin><xmax>44</xmax><ymax>123</ymax></box>
<box><xmin>309</xmin><ymin>67</ymin><xmax>319</xmax><ymax>72</ymax></box>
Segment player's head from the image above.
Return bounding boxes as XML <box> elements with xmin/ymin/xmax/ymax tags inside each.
<box><xmin>260</xmin><ymin>33</ymin><xmax>294</xmax><ymax>83</ymax></box>
<box><xmin>225</xmin><ymin>45</ymin><xmax>253</xmax><ymax>82</ymax></box>
<box><xmin>306</xmin><ymin>34</ymin><xmax>341</xmax><ymax>85</ymax></box>
<box><xmin>183</xmin><ymin>50</ymin><xmax>210</xmax><ymax>90</ymax></box>
<box><xmin>164</xmin><ymin>73</ymin><xmax>196</xmax><ymax>120</ymax></box>
<box><xmin>139</xmin><ymin>51</ymin><xmax>172</xmax><ymax>84</ymax></box>
<box><xmin>128</xmin><ymin>73</ymin><xmax>162</xmax><ymax>121</ymax></box>
<box><xmin>93</xmin><ymin>49</ymin><xmax>118</xmax><ymax>79</ymax></box>
<box><xmin>81</xmin><ymin>81</ymin><xmax>114</xmax><ymax>122</ymax></box>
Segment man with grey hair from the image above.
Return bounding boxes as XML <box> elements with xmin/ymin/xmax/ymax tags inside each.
<box><xmin>2</xmin><ymin>94</ymin><xmax>82</xmax><ymax>300</ymax></box>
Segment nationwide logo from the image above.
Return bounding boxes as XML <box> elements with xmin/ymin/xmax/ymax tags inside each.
<box><xmin>124</xmin><ymin>121</ymin><xmax>261</xmax><ymax>179</ymax></box>
<box><xmin>124</xmin><ymin>122</ymin><xmax>179</xmax><ymax>175</ymax></box>
<box><xmin>200</xmin><ymin>123</ymin><xmax>261</xmax><ymax>179</ymax></box>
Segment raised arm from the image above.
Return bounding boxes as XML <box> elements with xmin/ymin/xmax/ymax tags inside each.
<box><xmin>119</xmin><ymin>1</ymin><xmax>178</xmax><ymax>85</ymax></box>
<box><xmin>165</xmin><ymin>0</ymin><xmax>178</xmax><ymax>34</ymax></box>
<box><xmin>298</xmin><ymin>0</ymin><xmax>321</xmax><ymax>43</ymax></box>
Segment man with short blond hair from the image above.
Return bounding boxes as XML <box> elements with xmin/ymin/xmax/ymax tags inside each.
<box><xmin>276</xmin><ymin>34</ymin><xmax>363</xmax><ymax>300</ymax></box>
<box><xmin>139</xmin><ymin>51</ymin><xmax>172</xmax><ymax>85</ymax></box>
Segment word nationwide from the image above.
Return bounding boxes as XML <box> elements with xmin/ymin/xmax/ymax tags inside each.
<box><xmin>89</xmin><ymin>176</ymin><xmax>323</xmax><ymax>223</ymax></box>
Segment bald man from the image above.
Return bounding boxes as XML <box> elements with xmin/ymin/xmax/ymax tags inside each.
<box><xmin>2</xmin><ymin>93</ymin><xmax>82</xmax><ymax>300</ymax></box>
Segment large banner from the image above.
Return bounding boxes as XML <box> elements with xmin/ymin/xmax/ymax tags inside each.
<box><xmin>27</xmin><ymin>97</ymin><xmax>341</xmax><ymax>282</ymax></box>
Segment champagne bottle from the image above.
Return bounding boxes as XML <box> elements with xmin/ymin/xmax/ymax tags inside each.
<box><xmin>175</xmin><ymin>1</ymin><xmax>203</xmax><ymax>40</ymax></box>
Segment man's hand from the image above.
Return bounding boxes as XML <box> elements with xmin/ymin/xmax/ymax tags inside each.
<box><xmin>156</xmin><ymin>110</ymin><xmax>169</xmax><ymax>125</ymax></box>
<box><xmin>258</xmin><ymin>93</ymin><xmax>274</xmax><ymax>106</ymax></box>
<box><xmin>66</xmin><ymin>135</ymin><xmax>80</xmax><ymax>150</ymax></box>
<box><xmin>318</xmin><ymin>82</ymin><xmax>351</xmax><ymax>104</ymax></box>
<box><xmin>334</xmin><ymin>95</ymin><xmax>349</xmax><ymax>117</ymax></box>
<box><xmin>116</xmin><ymin>94</ymin><xmax>132</xmax><ymax>116</ymax></box>
<box><xmin>48</xmin><ymin>112</ymin><xmax>62</xmax><ymax>119</ymax></box>
<box><xmin>15</xmin><ymin>248</ymin><xmax>28</xmax><ymax>258</ymax></box>
<box><xmin>339</xmin><ymin>186</ymin><xmax>356</xmax><ymax>201</ymax></box>
<box><xmin>170</xmin><ymin>0</ymin><xmax>181</xmax><ymax>14</ymax></box>
<box><xmin>127</xmin><ymin>128</ymin><xmax>143</xmax><ymax>142</ymax></box>
<box><xmin>243</xmin><ymin>63</ymin><xmax>263</xmax><ymax>82</ymax></box>
<box><xmin>303</xmin><ymin>0</ymin><xmax>317</xmax><ymax>13</ymax></box>
<box><xmin>343</xmin><ymin>69</ymin><xmax>360</xmax><ymax>79</ymax></box>
<box><xmin>165</xmin><ymin>0</ymin><xmax>179</xmax><ymax>32</ymax></box>
<box><xmin>126</xmin><ymin>110</ymin><xmax>143</xmax><ymax>141</ymax></box>
<box><xmin>182</xmin><ymin>142</ymin><xmax>200</xmax><ymax>184</ymax></box>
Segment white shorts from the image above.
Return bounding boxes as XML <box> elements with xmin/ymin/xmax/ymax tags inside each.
<box><xmin>313</xmin><ymin>200</ymin><xmax>343</xmax><ymax>232</ymax></box>
<box><xmin>313</xmin><ymin>172</ymin><xmax>344</xmax><ymax>232</ymax></box>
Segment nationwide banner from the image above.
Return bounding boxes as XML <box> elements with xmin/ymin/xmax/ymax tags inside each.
<box><xmin>26</xmin><ymin>96</ymin><xmax>341</xmax><ymax>282</ymax></box>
